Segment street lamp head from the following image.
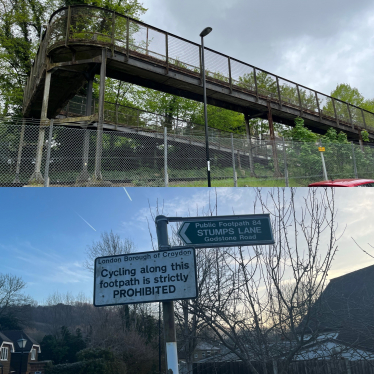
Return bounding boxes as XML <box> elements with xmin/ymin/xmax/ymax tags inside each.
<box><xmin>200</xmin><ymin>27</ymin><xmax>212</xmax><ymax>38</ymax></box>
<box><xmin>17</xmin><ymin>338</ymin><xmax>27</xmax><ymax>349</ymax></box>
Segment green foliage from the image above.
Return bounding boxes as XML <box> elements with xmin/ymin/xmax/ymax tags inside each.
<box><xmin>0</xmin><ymin>0</ymin><xmax>146</xmax><ymax>116</ymax></box>
<box><xmin>45</xmin><ymin>348</ymin><xmax>126</xmax><ymax>374</ymax></box>
<box><xmin>331</xmin><ymin>83</ymin><xmax>365</xmax><ymax>107</ymax></box>
<box><xmin>282</xmin><ymin>117</ymin><xmax>318</xmax><ymax>142</ymax></box>
<box><xmin>322</xmin><ymin>127</ymin><xmax>349</xmax><ymax>144</ymax></box>
<box><xmin>40</xmin><ymin>326</ymin><xmax>87</xmax><ymax>364</ymax></box>
<box><xmin>328</xmin><ymin>83</ymin><xmax>374</xmax><ymax>123</ymax></box>
<box><xmin>0</xmin><ymin>0</ymin><xmax>46</xmax><ymax>115</ymax></box>
<box><xmin>361</xmin><ymin>130</ymin><xmax>370</xmax><ymax>142</ymax></box>
<box><xmin>0</xmin><ymin>313</ymin><xmax>22</xmax><ymax>330</ymax></box>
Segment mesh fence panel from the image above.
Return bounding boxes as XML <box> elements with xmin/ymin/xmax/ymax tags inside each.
<box><xmin>299</xmin><ymin>86</ymin><xmax>318</xmax><ymax>114</ymax></box>
<box><xmin>168</xmin><ymin>36</ymin><xmax>200</xmax><ymax>74</ymax></box>
<box><xmin>204</xmin><ymin>50</ymin><xmax>229</xmax><ymax>83</ymax></box>
<box><xmin>48</xmin><ymin>9</ymin><xmax>67</xmax><ymax>48</ymax></box>
<box><xmin>353</xmin><ymin>144</ymin><xmax>374</xmax><ymax>179</ymax></box>
<box><xmin>334</xmin><ymin>100</ymin><xmax>350</xmax><ymax>124</ymax></box>
<box><xmin>230</xmin><ymin>60</ymin><xmax>255</xmax><ymax>92</ymax></box>
<box><xmin>1</xmin><ymin>119</ymin><xmax>374</xmax><ymax>187</ymax></box>
<box><xmin>320</xmin><ymin>142</ymin><xmax>355</xmax><ymax>180</ymax></box>
<box><xmin>363</xmin><ymin>111</ymin><xmax>374</xmax><ymax>130</ymax></box>
<box><xmin>70</xmin><ymin>7</ymin><xmax>113</xmax><ymax>44</ymax></box>
<box><xmin>279</xmin><ymin>79</ymin><xmax>299</xmax><ymax>109</ymax></box>
<box><xmin>349</xmin><ymin>105</ymin><xmax>365</xmax><ymax>128</ymax></box>
<box><xmin>317</xmin><ymin>93</ymin><xmax>336</xmax><ymax>121</ymax></box>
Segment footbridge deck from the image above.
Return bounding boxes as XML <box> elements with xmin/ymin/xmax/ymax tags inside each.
<box><xmin>23</xmin><ymin>5</ymin><xmax>374</xmax><ymax>142</ymax></box>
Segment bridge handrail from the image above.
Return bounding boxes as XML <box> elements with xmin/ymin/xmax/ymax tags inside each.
<box><xmin>23</xmin><ymin>5</ymin><xmax>374</xmax><ymax>134</ymax></box>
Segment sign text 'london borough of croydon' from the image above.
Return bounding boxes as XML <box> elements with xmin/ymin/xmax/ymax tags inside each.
<box><xmin>94</xmin><ymin>248</ymin><xmax>197</xmax><ymax>306</ymax></box>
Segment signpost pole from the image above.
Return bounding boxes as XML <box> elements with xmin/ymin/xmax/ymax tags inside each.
<box><xmin>155</xmin><ymin>215</ymin><xmax>179</xmax><ymax>374</ymax></box>
<box><xmin>319</xmin><ymin>140</ymin><xmax>328</xmax><ymax>181</ymax></box>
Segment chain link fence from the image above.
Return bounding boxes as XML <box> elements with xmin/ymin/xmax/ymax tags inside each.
<box><xmin>1</xmin><ymin>118</ymin><xmax>374</xmax><ymax>187</ymax></box>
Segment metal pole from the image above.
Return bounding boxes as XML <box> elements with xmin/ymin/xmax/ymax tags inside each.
<box><xmin>164</xmin><ymin>126</ymin><xmax>168</xmax><ymax>187</ymax></box>
<box><xmin>94</xmin><ymin>49</ymin><xmax>106</xmax><ymax>181</ymax></box>
<box><xmin>282</xmin><ymin>137</ymin><xmax>289</xmax><ymax>187</ymax></box>
<box><xmin>244</xmin><ymin>113</ymin><xmax>255</xmax><ymax>177</ymax></box>
<box><xmin>77</xmin><ymin>78</ymin><xmax>93</xmax><ymax>185</ymax></box>
<box><xmin>29</xmin><ymin>69</ymin><xmax>52</xmax><ymax>184</ymax></box>
<box><xmin>159</xmin><ymin>302</ymin><xmax>162</xmax><ymax>374</ymax></box>
<box><xmin>19</xmin><ymin>348</ymin><xmax>23</xmax><ymax>374</ymax></box>
<box><xmin>351</xmin><ymin>142</ymin><xmax>358</xmax><ymax>179</ymax></box>
<box><xmin>43</xmin><ymin>119</ymin><xmax>54</xmax><ymax>187</ymax></box>
<box><xmin>201</xmin><ymin>36</ymin><xmax>211</xmax><ymax>187</ymax></box>
<box><xmin>231</xmin><ymin>133</ymin><xmax>237</xmax><ymax>187</ymax></box>
<box><xmin>155</xmin><ymin>216</ymin><xmax>179</xmax><ymax>374</ymax></box>
<box><xmin>13</xmin><ymin>119</ymin><xmax>26</xmax><ymax>183</ymax></box>
<box><xmin>320</xmin><ymin>140</ymin><xmax>328</xmax><ymax>181</ymax></box>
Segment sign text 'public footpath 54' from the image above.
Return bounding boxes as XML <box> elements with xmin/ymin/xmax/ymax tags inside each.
<box><xmin>177</xmin><ymin>214</ymin><xmax>274</xmax><ymax>248</ymax></box>
<box><xmin>94</xmin><ymin>248</ymin><xmax>197</xmax><ymax>306</ymax></box>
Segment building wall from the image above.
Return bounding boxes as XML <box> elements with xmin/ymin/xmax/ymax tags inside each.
<box><xmin>0</xmin><ymin>343</ymin><xmax>13</xmax><ymax>374</ymax></box>
<box><xmin>26</xmin><ymin>346</ymin><xmax>39</xmax><ymax>373</ymax></box>
<box><xmin>29</xmin><ymin>360</ymin><xmax>52</xmax><ymax>374</ymax></box>
<box><xmin>193</xmin><ymin>348</ymin><xmax>220</xmax><ymax>362</ymax></box>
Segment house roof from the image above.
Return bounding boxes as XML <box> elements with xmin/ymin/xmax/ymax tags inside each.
<box><xmin>195</xmin><ymin>342</ymin><xmax>220</xmax><ymax>351</ymax></box>
<box><xmin>0</xmin><ymin>331</ymin><xmax>14</xmax><ymax>351</ymax></box>
<box><xmin>298</xmin><ymin>264</ymin><xmax>374</xmax><ymax>351</ymax></box>
<box><xmin>0</xmin><ymin>330</ymin><xmax>40</xmax><ymax>353</ymax></box>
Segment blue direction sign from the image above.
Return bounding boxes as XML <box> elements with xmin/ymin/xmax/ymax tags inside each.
<box><xmin>177</xmin><ymin>214</ymin><xmax>274</xmax><ymax>248</ymax></box>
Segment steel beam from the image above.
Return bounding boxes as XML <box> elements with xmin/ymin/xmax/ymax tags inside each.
<box><xmin>244</xmin><ymin>113</ymin><xmax>255</xmax><ymax>177</ymax></box>
<box><xmin>91</xmin><ymin>48</ymin><xmax>109</xmax><ymax>185</ymax></box>
<box><xmin>76</xmin><ymin>78</ymin><xmax>94</xmax><ymax>185</ymax></box>
<box><xmin>29</xmin><ymin>70</ymin><xmax>52</xmax><ymax>185</ymax></box>
<box><xmin>13</xmin><ymin>119</ymin><xmax>26</xmax><ymax>183</ymax></box>
<box><xmin>267</xmin><ymin>102</ymin><xmax>282</xmax><ymax>177</ymax></box>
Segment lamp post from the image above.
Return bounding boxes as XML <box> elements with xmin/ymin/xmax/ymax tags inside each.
<box><xmin>200</xmin><ymin>26</ymin><xmax>213</xmax><ymax>187</ymax></box>
<box><xmin>17</xmin><ymin>336</ymin><xmax>27</xmax><ymax>374</ymax></box>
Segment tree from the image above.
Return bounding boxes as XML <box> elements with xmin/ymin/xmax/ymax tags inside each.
<box><xmin>44</xmin><ymin>347</ymin><xmax>127</xmax><ymax>374</ymax></box>
<box><xmin>186</xmin><ymin>188</ymin><xmax>339</xmax><ymax>374</ymax></box>
<box><xmin>84</xmin><ymin>230</ymin><xmax>136</xmax><ymax>272</ymax></box>
<box><xmin>331</xmin><ymin>83</ymin><xmax>365</xmax><ymax>108</ymax></box>
<box><xmin>0</xmin><ymin>273</ymin><xmax>34</xmax><ymax>329</ymax></box>
<box><xmin>40</xmin><ymin>326</ymin><xmax>86</xmax><ymax>364</ymax></box>
<box><xmin>0</xmin><ymin>0</ymin><xmax>146</xmax><ymax>116</ymax></box>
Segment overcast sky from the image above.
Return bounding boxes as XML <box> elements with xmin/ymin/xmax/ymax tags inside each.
<box><xmin>0</xmin><ymin>187</ymin><xmax>373</xmax><ymax>304</ymax></box>
<box><xmin>140</xmin><ymin>0</ymin><xmax>374</xmax><ymax>100</ymax></box>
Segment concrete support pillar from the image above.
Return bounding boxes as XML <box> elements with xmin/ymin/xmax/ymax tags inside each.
<box><xmin>267</xmin><ymin>102</ymin><xmax>282</xmax><ymax>177</ymax></box>
<box><xmin>358</xmin><ymin>130</ymin><xmax>364</xmax><ymax>152</ymax></box>
<box><xmin>91</xmin><ymin>49</ymin><xmax>111</xmax><ymax>186</ymax></box>
<box><xmin>244</xmin><ymin>113</ymin><xmax>256</xmax><ymax>177</ymax></box>
<box><xmin>29</xmin><ymin>70</ymin><xmax>52</xmax><ymax>185</ymax></box>
<box><xmin>13</xmin><ymin>119</ymin><xmax>26</xmax><ymax>183</ymax></box>
<box><xmin>76</xmin><ymin>78</ymin><xmax>93</xmax><ymax>185</ymax></box>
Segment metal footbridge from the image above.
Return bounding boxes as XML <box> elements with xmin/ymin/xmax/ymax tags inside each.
<box><xmin>23</xmin><ymin>5</ymin><xmax>374</xmax><ymax>142</ymax></box>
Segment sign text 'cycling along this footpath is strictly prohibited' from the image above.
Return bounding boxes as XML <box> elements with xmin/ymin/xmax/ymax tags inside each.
<box><xmin>94</xmin><ymin>248</ymin><xmax>197</xmax><ymax>306</ymax></box>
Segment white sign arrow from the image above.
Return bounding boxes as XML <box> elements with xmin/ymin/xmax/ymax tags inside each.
<box><xmin>179</xmin><ymin>223</ymin><xmax>191</xmax><ymax>244</ymax></box>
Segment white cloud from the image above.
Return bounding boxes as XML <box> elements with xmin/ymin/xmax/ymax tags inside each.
<box><xmin>141</xmin><ymin>0</ymin><xmax>374</xmax><ymax>99</ymax></box>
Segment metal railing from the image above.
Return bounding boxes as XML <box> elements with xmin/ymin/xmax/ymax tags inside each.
<box><xmin>23</xmin><ymin>5</ymin><xmax>374</xmax><ymax>135</ymax></box>
<box><xmin>60</xmin><ymin>95</ymin><xmax>248</xmax><ymax>140</ymax></box>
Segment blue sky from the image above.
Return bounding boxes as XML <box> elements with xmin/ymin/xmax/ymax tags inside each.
<box><xmin>0</xmin><ymin>187</ymin><xmax>373</xmax><ymax>304</ymax></box>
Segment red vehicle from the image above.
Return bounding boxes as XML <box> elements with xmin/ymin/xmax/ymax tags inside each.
<box><xmin>308</xmin><ymin>179</ymin><xmax>374</xmax><ymax>187</ymax></box>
